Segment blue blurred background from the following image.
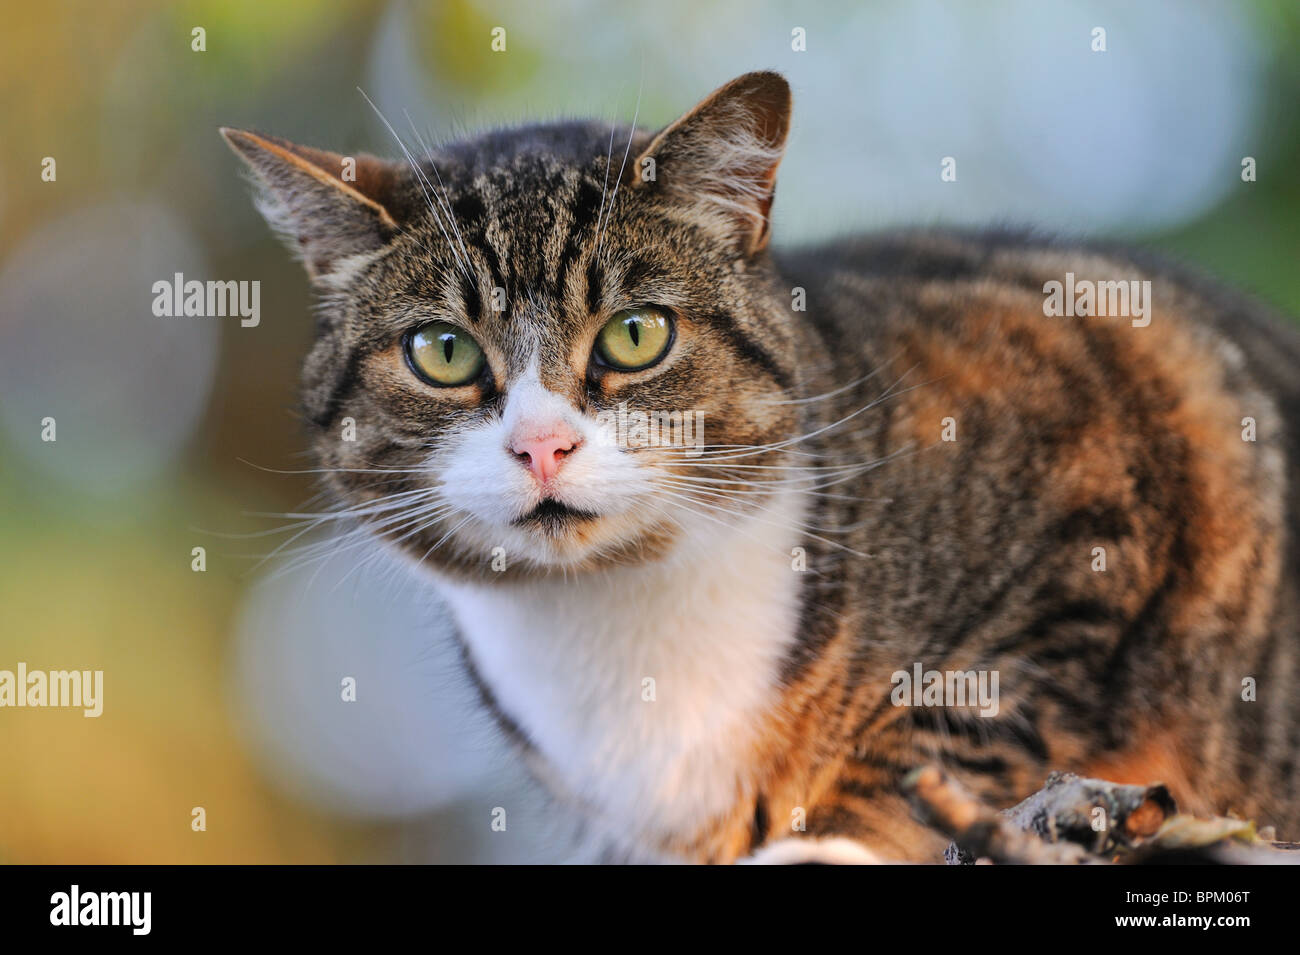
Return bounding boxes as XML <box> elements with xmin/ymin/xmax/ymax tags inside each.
<box><xmin>1</xmin><ymin>0</ymin><xmax>1297</xmax><ymax>863</ymax></box>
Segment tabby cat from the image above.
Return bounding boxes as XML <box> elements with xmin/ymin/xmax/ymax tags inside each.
<box><xmin>223</xmin><ymin>71</ymin><xmax>1300</xmax><ymax>863</ymax></box>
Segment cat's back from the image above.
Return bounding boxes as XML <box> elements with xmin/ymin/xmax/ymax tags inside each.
<box><xmin>777</xmin><ymin>229</ymin><xmax>1300</xmax><ymax>558</ymax></box>
<box><xmin>774</xmin><ymin>228</ymin><xmax>1300</xmax><ymax>827</ymax></box>
<box><xmin>776</xmin><ymin>228</ymin><xmax>1300</xmax><ymax>412</ymax></box>
<box><xmin>775</xmin><ymin>228</ymin><xmax>1300</xmax><ymax>570</ymax></box>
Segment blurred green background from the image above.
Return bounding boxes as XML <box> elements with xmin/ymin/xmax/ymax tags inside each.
<box><xmin>1</xmin><ymin>0</ymin><xmax>1297</xmax><ymax>863</ymax></box>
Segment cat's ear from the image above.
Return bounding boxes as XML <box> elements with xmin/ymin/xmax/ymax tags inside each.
<box><xmin>220</xmin><ymin>128</ymin><xmax>406</xmax><ymax>281</ymax></box>
<box><xmin>630</xmin><ymin>71</ymin><xmax>791</xmax><ymax>255</ymax></box>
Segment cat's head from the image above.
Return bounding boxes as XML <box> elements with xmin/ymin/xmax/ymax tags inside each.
<box><xmin>224</xmin><ymin>71</ymin><xmax>806</xmax><ymax>578</ymax></box>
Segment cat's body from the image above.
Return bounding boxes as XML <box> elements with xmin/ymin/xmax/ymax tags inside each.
<box><xmin>225</xmin><ymin>72</ymin><xmax>1300</xmax><ymax>863</ymax></box>
<box><xmin>765</xmin><ymin>230</ymin><xmax>1300</xmax><ymax>861</ymax></box>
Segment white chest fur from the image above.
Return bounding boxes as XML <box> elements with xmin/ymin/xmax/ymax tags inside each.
<box><xmin>433</xmin><ymin>494</ymin><xmax>805</xmax><ymax>856</ymax></box>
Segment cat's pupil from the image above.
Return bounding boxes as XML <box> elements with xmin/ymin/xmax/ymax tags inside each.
<box><xmin>442</xmin><ymin>335</ymin><xmax>455</xmax><ymax>364</ymax></box>
<box><xmin>628</xmin><ymin>321</ymin><xmax>640</xmax><ymax>347</ymax></box>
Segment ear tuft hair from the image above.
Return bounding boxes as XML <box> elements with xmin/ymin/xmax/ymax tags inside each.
<box><xmin>220</xmin><ymin>128</ymin><xmax>405</xmax><ymax>282</ymax></box>
<box><xmin>632</xmin><ymin>72</ymin><xmax>792</xmax><ymax>254</ymax></box>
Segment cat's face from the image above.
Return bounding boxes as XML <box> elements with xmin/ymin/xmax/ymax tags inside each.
<box><xmin>226</xmin><ymin>72</ymin><xmax>803</xmax><ymax>577</ymax></box>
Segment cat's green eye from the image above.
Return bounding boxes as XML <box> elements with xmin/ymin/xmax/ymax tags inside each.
<box><xmin>594</xmin><ymin>307</ymin><xmax>674</xmax><ymax>371</ymax></box>
<box><xmin>405</xmin><ymin>321</ymin><xmax>486</xmax><ymax>387</ymax></box>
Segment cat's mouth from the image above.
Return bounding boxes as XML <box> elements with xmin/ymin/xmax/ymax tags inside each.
<box><xmin>513</xmin><ymin>499</ymin><xmax>602</xmax><ymax>531</ymax></box>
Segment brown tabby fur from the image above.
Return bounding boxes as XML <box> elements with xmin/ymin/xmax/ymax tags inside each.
<box><xmin>224</xmin><ymin>71</ymin><xmax>1300</xmax><ymax>862</ymax></box>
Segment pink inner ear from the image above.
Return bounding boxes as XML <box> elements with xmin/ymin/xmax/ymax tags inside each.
<box><xmin>630</xmin><ymin>72</ymin><xmax>792</xmax><ymax>253</ymax></box>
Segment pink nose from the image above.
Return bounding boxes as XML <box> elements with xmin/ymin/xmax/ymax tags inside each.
<box><xmin>510</xmin><ymin>431</ymin><xmax>578</xmax><ymax>483</ymax></box>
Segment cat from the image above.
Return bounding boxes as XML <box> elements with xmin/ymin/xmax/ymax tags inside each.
<box><xmin>223</xmin><ymin>71</ymin><xmax>1300</xmax><ymax>863</ymax></box>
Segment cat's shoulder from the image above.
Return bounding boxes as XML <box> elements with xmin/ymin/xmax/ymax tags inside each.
<box><xmin>774</xmin><ymin>226</ymin><xmax>1253</xmax><ymax>302</ymax></box>
<box><xmin>774</xmin><ymin>227</ymin><xmax>1300</xmax><ymax>383</ymax></box>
